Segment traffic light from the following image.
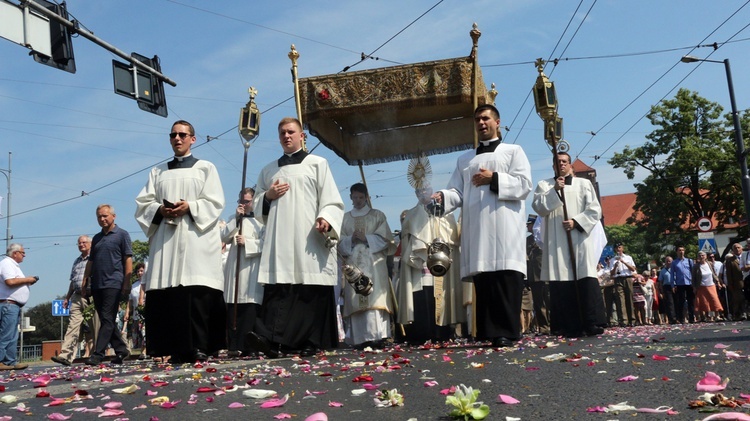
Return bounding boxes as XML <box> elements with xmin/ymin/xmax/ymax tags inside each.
<box><xmin>31</xmin><ymin>0</ymin><xmax>76</xmax><ymax>74</ymax></box>
<box><xmin>112</xmin><ymin>53</ymin><xmax>168</xmax><ymax>117</ymax></box>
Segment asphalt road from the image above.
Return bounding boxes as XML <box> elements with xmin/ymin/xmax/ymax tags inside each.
<box><xmin>1</xmin><ymin>321</ymin><xmax>749</xmax><ymax>420</ymax></box>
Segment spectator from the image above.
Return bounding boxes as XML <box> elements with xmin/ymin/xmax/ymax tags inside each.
<box><xmin>0</xmin><ymin>243</ymin><xmax>37</xmax><ymax>370</ymax></box>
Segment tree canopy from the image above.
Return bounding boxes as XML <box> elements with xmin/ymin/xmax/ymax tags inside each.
<box><xmin>608</xmin><ymin>88</ymin><xmax>750</xmax><ymax>260</ymax></box>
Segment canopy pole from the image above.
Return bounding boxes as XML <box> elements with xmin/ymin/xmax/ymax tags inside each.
<box><xmin>289</xmin><ymin>44</ymin><xmax>307</xmax><ymax>152</ymax></box>
<box><xmin>470</xmin><ymin>23</ymin><xmax>481</xmax><ymax>149</ymax></box>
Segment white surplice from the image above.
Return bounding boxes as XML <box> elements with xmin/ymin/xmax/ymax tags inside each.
<box><xmin>531</xmin><ymin>176</ymin><xmax>603</xmax><ymax>282</ymax></box>
<box><xmin>134</xmin><ymin>159</ymin><xmax>225</xmax><ymax>291</ymax></box>
<box><xmin>221</xmin><ymin>216</ymin><xmax>264</xmax><ymax>304</ymax></box>
<box><xmin>441</xmin><ymin>143</ymin><xmax>533</xmax><ymax>278</ymax></box>
<box><xmin>253</xmin><ymin>155</ymin><xmax>344</xmax><ymax>286</ymax></box>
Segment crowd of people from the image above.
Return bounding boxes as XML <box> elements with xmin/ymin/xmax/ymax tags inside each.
<box><xmin>0</xmin><ymin>105</ymin><xmax>742</xmax><ymax>368</ymax></box>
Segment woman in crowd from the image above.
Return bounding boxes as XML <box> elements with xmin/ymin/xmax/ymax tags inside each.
<box><xmin>691</xmin><ymin>251</ymin><xmax>724</xmax><ymax>322</ymax></box>
<box><xmin>632</xmin><ymin>274</ymin><xmax>647</xmax><ymax>325</ymax></box>
<box><xmin>641</xmin><ymin>270</ymin><xmax>655</xmax><ymax>325</ymax></box>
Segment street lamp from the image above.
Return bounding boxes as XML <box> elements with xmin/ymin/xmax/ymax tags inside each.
<box><xmin>0</xmin><ymin>152</ymin><xmax>10</xmax><ymax>251</ymax></box>
<box><xmin>681</xmin><ymin>55</ymin><xmax>750</xmax><ymax>225</ymax></box>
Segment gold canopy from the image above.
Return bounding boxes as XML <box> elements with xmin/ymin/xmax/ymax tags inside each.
<box><xmin>298</xmin><ymin>52</ymin><xmax>491</xmax><ymax>165</ymax></box>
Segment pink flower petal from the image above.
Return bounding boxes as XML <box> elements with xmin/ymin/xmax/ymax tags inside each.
<box><xmin>304</xmin><ymin>413</ymin><xmax>328</xmax><ymax>421</ymax></box>
<box><xmin>442</xmin><ymin>355</ymin><xmax>452</xmax><ymax>362</ymax></box>
<box><xmin>146</xmin><ymin>390</ymin><xmax>158</xmax><ymax>396</ymax></box>
<box><xmin>47</xmin><ymin>414</ymin><xmax>72</xmax><ymax>420</ymax></box>
<box><xmin>652</xmin><ymin>354</ymin><xmax>669</xmax><ymax>361</ymax></box>
<box><xmin>362</xmin><ymin>383</ymin><xmax>383</xmax><ymax>390</ymax></box>
<box><xmin>228</xmin><ymin>402</ymin><xmax>244</xmax><ymax>408</ymax></box>
<box><xmin>617</xmin><ymin>375</ymin><xmax>639</xmax><ymax>382</ymax></box>
<box><xmin>714</xmin><ymin>343</ymin><xmax>730</xmax><ymax>349</ymax></box>
<box><xmin>97</xmin><ymin>409</ymin><xmax>125</xmax><ymax>417</ymax></box>
<box><xmin>103</xmin><ymin>402</ymin><xmax>122</xmax><ymax>409</ymax></box>
<box><xmin>701</xmin><ymin>413</ymin><xmax>750</xmax><ymax>420</ymax></box>
<box><xmin>497</xmin><ymin>394</ymin><xmax>520</xmax><ymax>404</ymax></box>
<box><xmin>160</xmin><ymin>400</ymin><xmax>181</xmax><ymax>409</ymax></box>
<box><xmin>424</xmin><ymin>381</ymin><xmax>439</xmax><ymax>387</ymax></box>
<box><xmin>697</xmin><ymin>371</ymin><xmax>729</xmax><ymax>392</ymax></box>
<box><xmin>328</xmin><ymin>401</ymin><xmax>343</xmax><ymax>407</ymax></box>
<box><xmin>260</xmin><ymin>394</ymin><xmax>289</xmax><ymax>409</ymax></box>
<box><xmin>274</xmin><ymin>414</ymin><xmax>293</xmax><ymax>420</ymax></box>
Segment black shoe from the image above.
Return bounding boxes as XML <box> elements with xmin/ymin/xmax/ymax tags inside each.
<box><xmin>299</xmin><ymin>344</ymin><xmax>317</xmax><ymax>357</ymax></box>
<box><xmin>492</xmin><ymin>337</ymin><xmax>515</xmax><ymax>347</ymax></box>
<box><xmin>51</xmin><ymin>356</ymin><xmax>72</xmax><ymax>366</ymax></box>
<box><xmin>194</xmin><ymin>350</ymin><xmax>208</xmax><ymax>362</ymax></box>
<box><xmin>585</xmin><ymin>326</ymin><xmax>605</xmax><ymax>336</ymax></box>
<box><xmin>112</xmin><ymin>350</ymin><xmax>129</xmax><ymax>365</ymax></box>
<box><xmin>226</xmin><ymin>350</ymin><xmax>242</xmax><ymax>358</ymax></box>
<box><xmin>246</xmin><ymin>332</ymin><xmax>279</xmax><ymax>358</ymax></box>
<box><xmin>85</xmin><ymin>355</ymin><xmax>103</xmax><ymax>366</ymax></box>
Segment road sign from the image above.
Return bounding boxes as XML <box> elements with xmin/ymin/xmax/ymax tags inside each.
<box><xmin>697</xmin><ymin>217</ymin><xmax>713</xmax><ymax>232</ymax></box>
<box><xmin>51</xmin><ymin>299</ymin><xmax>69</xmax><ymax>317</ymax></box>
<box><xmin>0</xmin><ymin>1</ymin><xmax>52</xmax><ymax>57</ymax></box>
<box><xmin>698</xmin><ymin>234</ymin><xmax>717</xmax><ymax>254</ymax></box>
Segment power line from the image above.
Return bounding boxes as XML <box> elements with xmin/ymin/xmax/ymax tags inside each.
<box><xmin>586</xmin><ymin>0</ymin><xmax>750</xmax><ymax>164</ymax></box>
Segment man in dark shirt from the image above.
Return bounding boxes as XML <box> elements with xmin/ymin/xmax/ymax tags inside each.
<box><xmin>82</xmin><ymin>204</ymin><xmax>132</xmax><ymax>365</ymax></box>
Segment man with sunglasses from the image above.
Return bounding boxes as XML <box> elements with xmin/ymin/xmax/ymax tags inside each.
<box><xmin>135</xmin><ymin>120</ymin><xmax>226</xmax><ymax>363</ymax></box>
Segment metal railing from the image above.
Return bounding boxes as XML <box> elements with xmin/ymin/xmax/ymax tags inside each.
<box><xmin>18</xmin><ymin>345</ymin><xmax>42</xmax><ymax>361</ymax></box>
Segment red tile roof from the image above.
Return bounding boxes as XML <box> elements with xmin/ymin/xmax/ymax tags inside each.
<box><xmin>601</xmin><ymin>193</ymin><xmax>638</xmax><ymax>226</ymax></box>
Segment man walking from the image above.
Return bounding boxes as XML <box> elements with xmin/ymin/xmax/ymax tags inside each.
<box><xmin>82</xmin><ymin>205</ymin><xmax>132</xmax><ymax>365</ymax></box>
<box><xmin>135</xmin><ymin>120</ymin><xmax>227</xmax><ymax>363</ymax></box>
<box><xmin>52</xmin><ymin>236</ymin><xmax>99</xmax><ymax>366</ymax></box>
<box><xmin>432</xmin><ymin>104</ymin><xmax>533</xmax><ymax>347</ymax></box>
<box><xmin>247</xmin><ymin>117</ymin><xmax>344</xmax><ymax>358</ymax></box>
<box><xmin>532</xmin><ymin>151</ymin><xmax>606</xmax><ymax>337</ymax></box>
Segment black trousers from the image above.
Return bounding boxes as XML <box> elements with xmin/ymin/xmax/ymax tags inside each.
<box><xmin>549</xmin><ymin>277</ymin><xmax>606</xmax><ymax>336</ymax></box>
<box><xmin>255</xmin><ymin>284</ymin><xmax>338</xmax><ymax>351</ymax></box>
<box><xmin>91</xmin><ymin>288</ymin><xmax>128</xmax><ymax>358</ymax></box>
<box><xmin>399</xmin><ymin>286</ymin><xmax>451</xmax><ymax>344</ymax></box>
<box><xmin>473</xmin><ymin>270</ymin><xmax>523</xmax><ymax>341</ymax></box>
<box><xmin>661</xmin><ymin>285</ymin><xmax>677</xmax><ymax>323</ymax></box>
<box><xmin>674</xmin><ymin>285</ymin><xmax>696</xmax><ymax>322</ymax></box>
<box><xmin>225</xmin><ymin>303</ymin><xmax>259</xmax><ymax>353</ymax></box>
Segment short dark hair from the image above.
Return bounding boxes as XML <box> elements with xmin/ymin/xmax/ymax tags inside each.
<box><xmin>474</xmin><ymin>104</ymin><xmax>500</xmax><ymax>120</ymax></box>
<box><xmin>172</xmin><ymin>120</ymin><xmax>195</xmax><ymax>136</ymax></box>
<box><xmin>350</xmin><ymin>183</ymin><xmax>368</xmax><ymax>196</ymax></box>
<box><xmin>239</xmin><ymin>187</ymin><xmax>255</xmax><ymax>199</ymax></box>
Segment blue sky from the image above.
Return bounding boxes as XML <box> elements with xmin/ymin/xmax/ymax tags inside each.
<box><xmin>2</xmin><ymin>0</ymin><xmax>750</xmax><ymax>307</ymax></box>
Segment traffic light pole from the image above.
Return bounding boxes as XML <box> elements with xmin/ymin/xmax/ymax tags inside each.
<box><xmin>21</xmin><ymin>0</ymin><xmax>177</xmax><ymax>87</ymax></box>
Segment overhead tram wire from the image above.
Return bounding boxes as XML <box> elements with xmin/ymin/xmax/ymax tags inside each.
<box><xmin>508</xmin><ymin>0</ymin><xmax>596</xmax><ymax>145</ymax></box>
<box><xmin>339</xmin><ymin>0</ymin><xmax>445</xmax><ymax>73</ymax></box>
<box><xmin>585</xmin><ymin>1</ymin><xmax>750</xmax><ymax>164</ymax></box>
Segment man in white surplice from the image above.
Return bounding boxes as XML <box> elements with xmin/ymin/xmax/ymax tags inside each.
<box><xmin>432</xmin><ymin>104</ymin><xmax>532</xmax><ymax>348</ymax></box>
<box><xmin>338</xmin><ymin>183</ymin><xmax>395</xmax><ymax>348</ymax></box>
<box><xmin>532</xmin><ymin>152</ymin><xmax>607</xmax><ymax>337</ymax></box>
<box><xmin>247</xmin><ymin>117</ymin><xmax>344</xmax><ymax>358</ymax></box>
<box><xmin>134</xmin><ymin>120</ymin><xmax>226</xmax><ymax>363</ymax></box>
<box><xmin>222</xmin><ymin>187</ymin><xmax>264</xmax><ymax>357</ymax></box>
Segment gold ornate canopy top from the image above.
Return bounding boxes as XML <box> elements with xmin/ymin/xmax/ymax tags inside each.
<box><xmin>295</xmin><ymin>25</ymin><xmax>492</xmax><ymax>165</ymax></box>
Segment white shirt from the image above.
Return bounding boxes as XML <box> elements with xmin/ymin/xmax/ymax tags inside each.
<box><xmin>0</xmin><ymin>256</ymin><xmax>30</xmax><ymax>304</ymax></box>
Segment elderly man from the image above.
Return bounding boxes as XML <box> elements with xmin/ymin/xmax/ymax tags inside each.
<box><xmin>432</xmin><ymin>104</ymin><xmax>533</xmax><ymax>347</ymax></box>
<box><xmin>52</xmin><ymin>236</ymin><xmax>100</xmax><ymax>366</ymax></box>
<box><xmin>247</xmin><ymin>117</ymin><xmax>344</xmax><ymax>358</ymax></box>
<box><xmin>0</xmin><ymin>244</ymin><xmax>37</xmax><ymax>370</ymax></box>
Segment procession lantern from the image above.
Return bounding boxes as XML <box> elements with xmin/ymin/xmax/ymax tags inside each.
<box><xmin>533</xmin><ymin>58</ymin><xmax>558</xmax><ymax>121</ymax></box>
<box><xmin>239</xmin><ymin>87</ymin><xmax>260</xmax><ymax>142</ymax></box>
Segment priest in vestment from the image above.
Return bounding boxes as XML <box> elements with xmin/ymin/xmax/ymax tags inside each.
<box><xmin>248</xmin><ymin>117</ymin><xmax>344</xmax><ymax>358</ymax></box>
<box><xmin>396</xmin><ymin>186</ymin><xmax>459</xmax><ymax>344</ymax></box>
<box><xmin>134</xmin><ymin>120</ymin><xmax>227</xmax><ymax>363</ymax></box>
<box><xmin>532</xmin><ymin>152</ymin><xmax>606</xmax><ymax>337</ymax></box>
<box><xmin>222</xmin><ymin>187</ymin><xmax>264</xmax><ymax>357</ymax></box>
<box><xmin>338</xmin><ymin>183</ymin><xmax>395</xmax><ymax>348</ymax></box>
<box><xmin>433</xmin><ymin>104</ymin><xmax>532</xmax><ymax>348</ymax></box>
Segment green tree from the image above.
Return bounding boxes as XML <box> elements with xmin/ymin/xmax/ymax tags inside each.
<box><xmin>132</xmin><ymin>239</ymin><xmax>149</xmax><ymax>264</ymax></box>
<box><xmin>608</xmin><ymin>88</ymin><xmax>745</xmax><ymax>253</ymax></box>
<box><xmin>24</xmin><ymin>300</ymin><xmax>68</xmax><ymax>345</ymax></box>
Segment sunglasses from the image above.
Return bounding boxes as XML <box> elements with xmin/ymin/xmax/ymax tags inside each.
<box><xmin>169</xmin><ymin>132</ymin><xmax>192</xmax><ymax>139</ymax></box>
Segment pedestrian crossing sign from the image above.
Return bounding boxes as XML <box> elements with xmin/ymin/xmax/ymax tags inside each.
<box><xmin>698</xmin><ymin>238</ymin><xmax>717</xmax><ymax>254</ymax></box>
